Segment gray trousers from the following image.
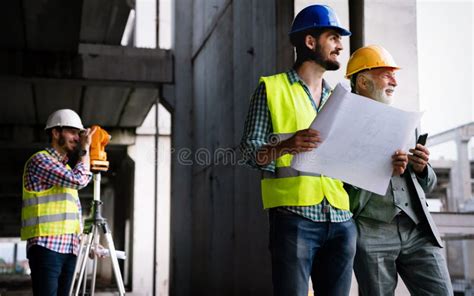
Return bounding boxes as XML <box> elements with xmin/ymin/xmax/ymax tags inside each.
<box><xmin>354</xmin><ymin>215</ymin><xmax>453</xmax><ymax>296</ymax></box>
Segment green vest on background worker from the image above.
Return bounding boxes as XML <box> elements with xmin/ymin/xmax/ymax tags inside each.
<box><xmin>22</xmin><ymin>109</ymin><xmax>95</xmax><ymax>296</ymax></box>
<box><xmin>345</xmin><ymin>45</ymin><xmax>453</xmax><ymax>295</ymax></box>
<box><xmin>240</xmin><ymin>4</ymin><xmax>356</xmax><ymax>296</ymax></box>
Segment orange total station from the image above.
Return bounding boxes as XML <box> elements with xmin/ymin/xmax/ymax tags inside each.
<box><xmin>90</xmin><ymin>125</ymin><xmax>110</xmax><ymax>172</ymax></box>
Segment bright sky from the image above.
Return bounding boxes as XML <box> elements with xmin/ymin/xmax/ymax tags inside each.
<box><xmin>417</xmin><ymin>0</ymin><xmax>474</xmax><ymax>159</ymax></box>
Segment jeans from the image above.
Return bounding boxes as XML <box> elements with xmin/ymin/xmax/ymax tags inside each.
<box><xmin>269</xmin><ymin>208</ymin><xmax>357</xmax><ymax>296</ymax></box>
<box><xmin>27</xmin><ymin>245</ymin><xmax>77</xmax><ymax>296</ymax></box>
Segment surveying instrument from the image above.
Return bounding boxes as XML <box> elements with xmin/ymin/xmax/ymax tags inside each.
<box><xmin>69</xmin><ymin>125</ymin><xmax>126</xmax><ymax>296</ymax></box>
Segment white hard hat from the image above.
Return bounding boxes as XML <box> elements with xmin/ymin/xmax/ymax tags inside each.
<box><xmin>45</xmin><ymin>109</ymin><xmax>84</xmax><ymax>130</ymax></box>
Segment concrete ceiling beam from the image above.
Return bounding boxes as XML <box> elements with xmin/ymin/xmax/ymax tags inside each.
<box><xmin>0</xmin><ymin>45</ymin><xmax>173</xmax><ymax>84</ymax></box>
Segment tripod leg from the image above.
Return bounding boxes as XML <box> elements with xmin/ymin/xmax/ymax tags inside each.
<box><xmin>104</xmin><ymin>232</ymin><xmax>126</xmax><ymax>295</ymax></box>
<box><xmin>81</xmin><ymin>268</ymin><xmax>87</xmax><ymax>296</ymax></box>
<box><xmin>74</xmin><ymin>226</ymin><xmax>96</xmax><ymax>296</ymax></box>
<box><xmin>90</xmin><ymin>230</ymin><xmax>100</xmax><ymax>296</ymax></box>
<box><xmin>69</xmin><ymin>232</ymin><xmax>90</xmax><ymax>296</ymax></box>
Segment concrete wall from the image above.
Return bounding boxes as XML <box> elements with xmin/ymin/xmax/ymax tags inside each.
<box><xmin>171</xmin><ymin>0</ymin><xmax>293</xmax><ymax>295</ymax></box>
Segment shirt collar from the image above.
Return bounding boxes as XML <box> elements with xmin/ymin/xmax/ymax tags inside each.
<box><xmin>286</xmin><ymin>69</ymin><xmax>332</xmax><ymax>107</ymax></box>
<box><xmin>286</xmin><ymin>69</ymin><xmax>301</xmax><ymax>85</ymax></box>
<box><xmin>286</xmin><ymin>69</ymin><xmax>332</xmax><ymax>93</ymax></box>
<box><xmin>45</xmin><ymin>147</ymin><xmax>69</xmax><ymax>164</ymax></box>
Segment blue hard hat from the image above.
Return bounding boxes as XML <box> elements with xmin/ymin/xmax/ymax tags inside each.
<box><xmin>290</xmin><ymin>5</ymin><xmax>351</xmax><ymax>36</ymax></box>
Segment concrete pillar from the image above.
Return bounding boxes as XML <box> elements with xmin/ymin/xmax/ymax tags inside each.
<box><xmin>127</xmin><ymin>119</ymin><xmax>156</xmax><ymax>295</ymax></box>
<box><xmin>349</xmin><ymin>0</ymin><xmax>364</xmax><ymax>53</ymax></box>
<box><xmin>449</xmin><ymin>137</ymin><xmax>471</xmax><ymax>211</ymax></box>
<box><xmin>134</xmin><ymin>0</ymin><xmax>157</xmax><ymax>48</ymax></box>
<box><xmin>458</xmin><ymin>138</ymin><xmax>472</xmax><ymax>206</ymax></box>
<box><xmin>170</xmin><ymin>0</ymin><xmax>194</xmax><ymax>295</ymax></box>
<box><xmin>456</xmin><ymin>134</ymin><xmax>474</xmax><ymax>283</ymax></box>
<box><xmin>463</xmin><ymin>239</ymin><xmax>474</xmax><ymax>284</ymax></box>
<box><xmin>126</xmin><ymin>103</ymin><xmax>171</xmax><ymax>296</ymax></box>
<box><xmin>156</xmin><ymin>104</ymin><xmax>171</xmax><ymax>296</ymax></box>
<box><xmin>158</xmin><ymin>0</ymin><xmax>172</xmax><ymax>49</ymax></box>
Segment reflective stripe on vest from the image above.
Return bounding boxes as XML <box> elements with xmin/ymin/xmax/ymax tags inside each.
<box><xmin>22</xmin><ymin>193</ymin><xmax>77</xmax><ymax>207</ymax></box>
<box><xmin>21</xmin><ymin>150</ymin><xmax>81</xmax><ymax>240</ymax></box>
<box><xmin>263</xmin><ymin>167</ymin><xmax>321</xmax><ymax>179</ymax></box>
<box><xmin>22</xmin><ymin>212</ymin><xmax>80</xmax><ymax>227</ymax></box>
<box><xmin>259</xmin><ymin>73</ymin><xmax>349</xmax><ymax>210</ymax></box>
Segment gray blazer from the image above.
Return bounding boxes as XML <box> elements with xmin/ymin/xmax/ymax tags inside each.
<box><xmin>349</xmin><ymin>164</ymin><xmax>443</xmax><ymax>247</ymax></box>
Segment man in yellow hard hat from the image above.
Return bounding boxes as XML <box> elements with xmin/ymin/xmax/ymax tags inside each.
<box><xmin>240</xmin><ymin>4</ymin><xmax>355</xmax><ymax>296</ymax></box>
<box><xmin>346</xmin><ymin>45</ymin><xmax>453</xmax><ymax>295</ymax></box>
<box><xmin>22</xmin><ymin>109</ymin><xmax>95</xmax><ymax>295</ymax></box>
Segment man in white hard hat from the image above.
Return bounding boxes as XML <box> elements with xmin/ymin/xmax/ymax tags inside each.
<box><xmin>346</xmin><ymin>45</ymin><xmax>453</xmax><ymax>295</ymax></box>
<box><xmin>21</xmin><ymin>109</ymin><xmax>95</xmax><ymax>295</ymax></box>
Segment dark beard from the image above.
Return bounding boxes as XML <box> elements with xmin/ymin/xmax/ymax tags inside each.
<box><xmin>311</xmin><ymin>44</ymin><xmax>340</xmax><ymax>71</ymax></box>
<box><xmin>58</xmin><ymin>135</ymin><xmax>66</xmax><ymax>147</ymax></box>
<box><xmin>58</xmin><ymin>134</ymin><xmax>75</xmax><ymax>155</ymax></box>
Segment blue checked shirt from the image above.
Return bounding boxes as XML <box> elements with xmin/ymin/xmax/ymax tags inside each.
<box><xmin>240</xmin><ymin>69</ymin><xmax>352</xmax><ymax>222</ymax></box>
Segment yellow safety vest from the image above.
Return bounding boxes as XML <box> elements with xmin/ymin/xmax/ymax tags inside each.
<box><xmin>260</xmin><ymin>73</ymin><xmax>349</xmax><ymax>210</ymax></box>
<box><xmin>21</xmin><ymin>150</ymin><xmax>81</xmax><ymax>240</ymax></box>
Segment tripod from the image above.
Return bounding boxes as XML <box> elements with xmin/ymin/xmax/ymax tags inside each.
<box><xmin>69</xmin><ymin>172</ymin><xmax>126</xmax><ymax>296</ymax></box>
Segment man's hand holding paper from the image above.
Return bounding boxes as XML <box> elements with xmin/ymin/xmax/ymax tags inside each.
<box><xmin>282</xmin><ymin>128</ymin><xmax>322</xmax><ymax>154</ymax></box>
<box><xmin>291</xmin><ymin>83</ymin><xmax>422</xmax><ymax>195</ymax></box>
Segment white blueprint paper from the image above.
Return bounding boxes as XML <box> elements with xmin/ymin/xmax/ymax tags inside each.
<box><xmin>291</xmin><ymin>83</ymin><xmax>422</xmax><ymax>195</ymax></box>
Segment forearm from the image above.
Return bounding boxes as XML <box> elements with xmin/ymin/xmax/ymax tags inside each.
<box><xmin>35</xmin><ymin>158</ymin><xmax>92</xmax><ymax>189</ymax></box>
<box><xmin>79</xmin><ymin>144</ymin><xmax>91</xmax><ymax>173</ymax></box>
<box><xmin>255</xmin><ymin>142</ymin><xmax>289</xmax><ymax>166</ymax></box>
<box><xmin>239</xmin><ymin>82</ymin><xmax>275</xmax><ymax>170</ymax></box>
<box><xmin>56</xmin><ymin>164</ymin><xmax>92</xmax><ymax>189</ymax></box>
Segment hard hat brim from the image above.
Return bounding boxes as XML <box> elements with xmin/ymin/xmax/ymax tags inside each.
<box><xmin>290</xmin><ymin>25</ymin><xmax>352</xmax><ymax>37</ymax></box>
<box><xmin>345</xmin><ymin>66</ymin><xmax>401</xmax><ymax>79</ymax></box>
<box><xmin>44</xmin><ymin>125</ymin><xmax>85</xmax><ymax>131</ymax></box>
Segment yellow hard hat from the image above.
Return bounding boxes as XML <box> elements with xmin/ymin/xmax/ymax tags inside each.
<box><xmin>345</xmin><ymin>45</ymin><xmax>400</xmax><ymax>78</ymax></box>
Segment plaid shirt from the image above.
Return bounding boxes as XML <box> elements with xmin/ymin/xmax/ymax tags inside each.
<box><xmin>24</xmin><ymin>147</ymin><xmax>92</xmax><ymax>254</ymax></box>
<box><xmin>240</xmin><ymin>69</ymin><xmax>352</xmax><ymax>222</ymax></box>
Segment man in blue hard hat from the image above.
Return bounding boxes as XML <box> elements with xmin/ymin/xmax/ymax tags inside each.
<box><xmin>240</xmin><ymin>5</ymin><xmax>355</xmax><ymax>296</ymax></box>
